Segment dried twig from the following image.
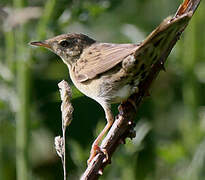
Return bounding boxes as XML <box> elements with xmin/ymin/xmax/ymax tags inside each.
<box><xmin>55</xmin><ymin>80</ymin><xmax>73</xmax><ymax>180</ymax></box>
<box><xmin>81</xmin><ymin>0</ymin><xmax>201</xmax><ymax>179</ymax></box>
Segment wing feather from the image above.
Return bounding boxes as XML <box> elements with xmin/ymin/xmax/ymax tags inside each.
<box><xmin>74</xmin><ymin>5</ymin><xmax>193</xmax><ymax>83</ymax></box>
<box><xmin>133</xmin><ymin>13</ymin><xmax>191</xmax><ymax>68</ymax></box>
<box><xmin>74</xmin><ymin>43</ymin><xmax>139</xmax><ymax>82</ymax></box>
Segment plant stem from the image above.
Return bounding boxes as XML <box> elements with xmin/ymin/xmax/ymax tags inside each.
<box><xmin>37</xmin><ymin>0</ymin><xmax>56</xmax><ymax>39</ymax></box>
<box><xmin>62</xmin><ymin>126</ymin><xmax>67</xmax><ymax>180</ymax></box>
<box><xmin>16</xmin><ymin>56</ymin><xmax>30</xmax><ymax>180</ymax></box>
<box><xmin>14</xmin><ymin>0</ymin><xmax>30</xmax><ymax>179</ymax></box>
<box><xmin>181</xmin><ymin>10</ymin><xmax>198</xmax><ymax>121</ymax></box>
<box><xmin>4</xmin><ymin>31</ymin><xmax>15</xmax><ymax>71</ymax></box>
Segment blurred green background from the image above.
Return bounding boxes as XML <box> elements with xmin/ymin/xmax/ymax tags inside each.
<box><xmin>0</xmin><ymin>0</ymin><xmax>205</xmax><ymax>179</ymax></box>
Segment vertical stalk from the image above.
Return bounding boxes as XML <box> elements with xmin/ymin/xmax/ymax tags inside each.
<box><xmin>62</xmin><ymin>126</ymin><xmax>67</xmax><ymax>180</ymax></box>
<box><xmin>183</xmin><ymin>4</ymin><xmax>205</xmax><ymax>180</ymax></box>
<box><xmin>15</xmin><ymin>0</ymin><xmax>56</xmax><ymax>178</ymax></box>
<box><xmin>178</xmin><ymin>9</ymin><xmax>200</xmax><ymax>180</ymax></box>
<box><xmin>4</xmin><ymin>31</ymin><xmax>15</xmax><ymax>71</ymax></box>
<box><xmin>16</xmin><ymin>46</ymin><xmax>30</xmax><ymax>180</ymax></box>
<box><xmin>181</xmin><ymin>15</ymin><xmax>198</xmax><ymax>122</ymax></box>
<box><xmin>37</xmin><ymin>0</ymin><xmax>56</xmax><ymax>39</ymax></box>
<box><xmin>14</xmin><ymin>0</ymin><xmax>30</xmax><ymax>179</ymax></box>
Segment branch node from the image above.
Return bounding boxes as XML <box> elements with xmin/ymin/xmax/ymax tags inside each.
<box><xmin>102</xmin><ymin>157</ymin><xmax>107</xmax><ymax>163</ymax></box>
<box><xmin>160</xmin><ymin>61</ymin><xmax>166</xmax><ymax>72</ymax></box>
<box><xmin>128</xmin><ymin>129</ymin><xmax>136</xmax><ymax>139</ymax></box>
<box><xmin>98</xmin><ymin>169</ymin><xmax>103</xmax><ymax>175</ymax></box>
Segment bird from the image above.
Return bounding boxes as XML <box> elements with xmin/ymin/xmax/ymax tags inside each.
<box><xmin>30</xmin><ymin>4</ymin><xmax>192</xmax><ymax>164</ymax></box>
<box><xmin>30</xmin><ymin>34</ymin><xmax>142</xmax><ymax>163</ymax></box>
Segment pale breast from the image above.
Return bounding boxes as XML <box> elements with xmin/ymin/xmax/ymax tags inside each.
<box><xmin>69</xmin><ymin>65</ymin><xmax>102</xmax><ymax>100</ymax></box>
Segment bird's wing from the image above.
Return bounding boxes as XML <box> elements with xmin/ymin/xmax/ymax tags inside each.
<box><xmin>132</xmin><ymin>0</ymin><xmax>200</xmax><ymax>70</ymax></box>
<box><xmin>132</xmin><ymin>13</ymin><xmax>192</xmax><ymax>72</ymax></box>
<box><xmin>74</xmin><ymin>0</ymin><xmax>199</xmax><ymax>83</ymax></box>
<box><xmin>130</xmin><ymin>14</ymin><xmax>190</xmax><ymax>69</ymax></box>
<box><xmin>74</xmin><ymin>43</ymin><xmax>139</xmax><ymax>82</ymax></box>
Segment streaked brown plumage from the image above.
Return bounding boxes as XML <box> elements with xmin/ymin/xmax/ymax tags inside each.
<box><xmin>30</xmin><ymin>8</ymin><xmax>191</xmax><ymax>164</ymax></box>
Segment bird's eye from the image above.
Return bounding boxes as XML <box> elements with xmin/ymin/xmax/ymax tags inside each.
<box><xmin>59</xmin><ymin>40</ymin><xmax>70</xmax><ymax>48</ymax></box>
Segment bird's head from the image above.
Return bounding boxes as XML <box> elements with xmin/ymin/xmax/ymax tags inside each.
<box><xmin>30</xmin><ymin>33</ymin><xmax>96</xmax><ymax>66</ymax></box>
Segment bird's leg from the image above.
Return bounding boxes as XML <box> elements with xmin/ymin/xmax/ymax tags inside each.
<box><xmin>87</xmin><ymin>105</ymin><xmax>114</xmax><ymax>165</ymax></box>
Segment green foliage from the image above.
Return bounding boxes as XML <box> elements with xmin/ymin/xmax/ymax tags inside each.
<box><xmin>0</xmin><ymin>0</ymin><xmax>205</xmax><ymax>179</ymax></box>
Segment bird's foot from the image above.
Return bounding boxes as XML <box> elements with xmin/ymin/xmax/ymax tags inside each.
<box><xmin>87</xmin><ymin>145</ymin><xmax>109</xmax><ymax>165</ymax></box>
<box><xmin>101</xmin><ymin>148</ymin><xmax>109</xmax><ymax>163</ymax></box>
<box><xmin>87</xmin><ymin>144</ymin><xmax>99</xmax><ymax>165</ymax></box>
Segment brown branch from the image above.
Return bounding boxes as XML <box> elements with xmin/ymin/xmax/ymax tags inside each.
<box><xmin>81</xmin><ymin>0</ymin><xmax>201</xmax><ymax>179</ymax></box>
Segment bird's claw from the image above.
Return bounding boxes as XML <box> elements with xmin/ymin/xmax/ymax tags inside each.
<box><xmin>101</xmin><ymin>148</ymin><xmax>109</xmax><ymax>163</ymax></box>
<box><xmin>87</xmin><ymin>145</ymin><xmax>109</xmax><ymax>165</ymax></box>
<box><xmin>87</xmin><ymin>144</ymin><xmax>99</xmax><ymax>165</ymax></box>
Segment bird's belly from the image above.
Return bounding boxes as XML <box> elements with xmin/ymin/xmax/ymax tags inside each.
<box><xmin>69</xmin><ymin>71</ymin><xmax>101</xmax><ymax>101</ymax></box>
<box><xmin>68</xmin><ymin>65</ymin><xmax>136</xmax><ymax>106</ymax></box>
<box><xmin>70</xmin><ymin>73</ymin><xmax>132</xmax><ymax>104</ymax></box>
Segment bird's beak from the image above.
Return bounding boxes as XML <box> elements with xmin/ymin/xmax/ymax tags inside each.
<box><xmin>30</xmin><ymin>41</ymin><xmax>52</xmax><ymax>49</ymax></box>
